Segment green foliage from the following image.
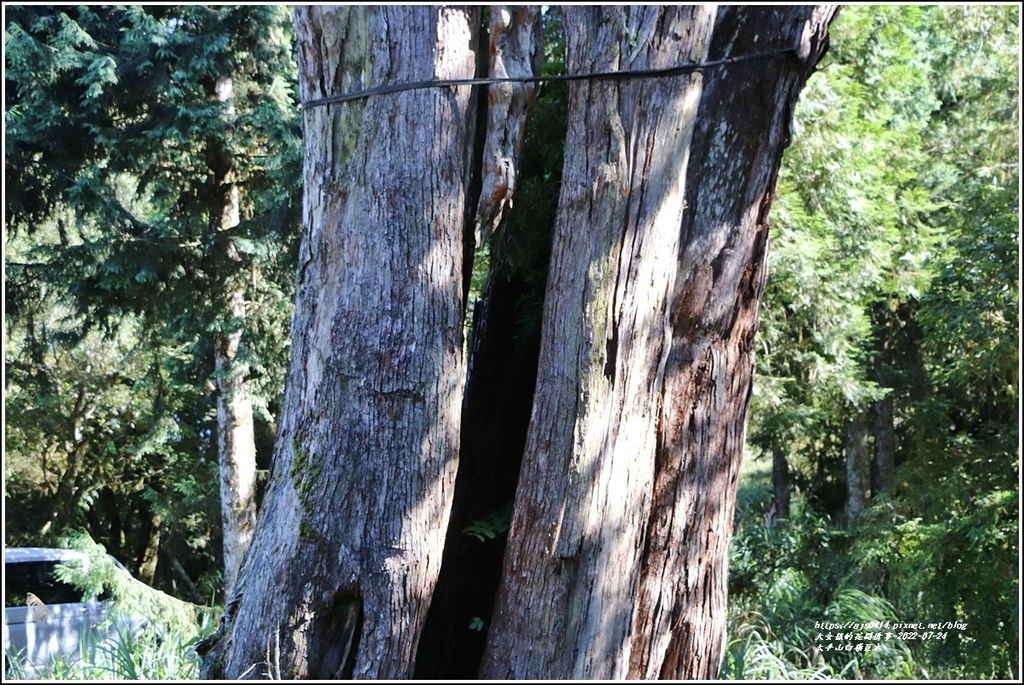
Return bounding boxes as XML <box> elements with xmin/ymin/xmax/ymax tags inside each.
<box><xmin>731</xmin><ymin>478</ymin><xmax>1019</xmax><ymax>679</ymax></box>
<box><xmin>462</xmin><ymin>504</ymin><xmax>512</xmax><ymax>543</ymax></box>
<box><xmin>4</xmin><ymin>624</ymin><xmax>208</xmax><ymax>681</ymax></box>
<box><xmin>740</xmin><ymin>6</ymin><xmax>1018</xmax><ymax>678</ymax></box>
<box><xmin>4</xmin><ymin>5</ymin><xmax>301</xmax><ymax>601</ymax></box>
<box><xmin>729</xmin><ymin>494</ymin><xmax>920</xmax><ymax>679</ymax></box>
<box><xmin>751</xmin><ymin>5</ymin><xmax>955</xmax><ymax>503</ymax></box>
<box><xmin>848</xmin><ymin>493</ymin><xmax>1019</xmax><ymax>679</ymax></box>
<box><xmin>55</xmin><ymin>530</ymin><xmax>216</xmax><ymax>635</ymax></box>
<box><xmin>721</xmin><ymin>613</ymin><xmax>843</xmax><ymax>680</ymax></box>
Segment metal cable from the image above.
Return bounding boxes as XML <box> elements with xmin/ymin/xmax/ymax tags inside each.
<box><xmin>301</xmin><ymin>48</ymin><xmax>796</xmax><ymax>110</ymax></box>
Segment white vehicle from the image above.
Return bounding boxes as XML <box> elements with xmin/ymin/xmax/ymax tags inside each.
<box><xmin>3</xmin><ymin>547</ymin><xmax>127</xmax><ymax>669</ymax></box>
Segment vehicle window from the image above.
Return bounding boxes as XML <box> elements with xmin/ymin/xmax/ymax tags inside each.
<box><xmin>4</xmin><ymin>561</ymin><xmax>88</xmax><ymax>607</ymax></box>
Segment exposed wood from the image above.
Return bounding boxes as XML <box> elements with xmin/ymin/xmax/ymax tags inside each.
<box><xmin>473</xmin><ymin>6</ymin><xmax>541</xmax><ymax>247</ymax></box>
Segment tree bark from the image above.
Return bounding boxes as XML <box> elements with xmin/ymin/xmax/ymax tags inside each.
<box><xmin>482</xmin><ymin>5</ymin><xmax>837</xmax><ymax>679</ymax></box>
<box><xmin>772</xmin><ymin>444</ymin><xmax>791</xmax><ymax>521</ymax></box>
<box><xmin>416</xmin><ymin>7</ymin><xmax>541</xmax><ymax>678</ymax></box>
<box><xmin>873</xmin><ymin>395</ymin><xmax>895</xmax><ymax>494</ymax></box>
<box><xmin>845</xmin><ymin>410</ymin><xmax>872</xmax><ymax>522</ymax></box>
<box><xmin>871</xmin><ymin>303</ymin><xmax>896</xmax><ymax>496</ymax></box>
<box><xmin>215</xmin><ymin>286</ymin><xmax>257</xmax><ymax>599</ymax></box>
<box><xmin>136</xmin><ymin>506</ymin><xmax>162</xmax><ymax>586</ymax></box>
<box><xmin>202</xmin><ymin>6</ymin><xmax>478</xmax><ymax>679</ymax></box>
<box><xmin>41</xmin><ymin>384</ymin><xmax>94</xmax><ymax>537</ymax></box>
<box><xmin>482</xmin><ymin>6</ymin><xmax>714</xmax><ymax>678</ymax></box>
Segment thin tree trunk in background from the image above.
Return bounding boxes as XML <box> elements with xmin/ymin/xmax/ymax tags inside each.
<box><xmin>772</xmin><ymin>445</ymin><xmax>791</xmax><ymax>521</ymax></box>
<box><xmin>482</xmin><ymin>6</ymin><xmax>837</xmax><ymax>679</ymax></box>
<box><xmin>845</xmin><ymin>410</ymin><xmax>872</xmax><ymax>522</ymax></box>
<box><xmin>164</xmin><ymin>548</ymin><xmax>203</xmax><ymax>604</ymax></box>
<box><xmin>211</xmin><ymin>73</ymin><xmax>258</xmax><ymax>600</ymax></box>
<box><xmin>872</xmin><ymin>305</ymin><xmax>896</xmax><ymax>496</ymax></box>
<box><xmin>202</xmin><ymin>6</ymin><xmax>478</xmax><ymax>679</ymax></box>
<box><xmin>215</xmin><ymin>285</ymin><xmax>257</xmax><ymax>598</ymax></box>
<box><xmin>136</xmin><ymin>507</ymin><xmax>162</xmax><ymax>586</ymax></box>
<box><xmin>40</xmin><ymin>385</ymin><xmax>93</xmax><ymax>538</ymax></box>
<box><xmin>873</xmin><ymin>395</ymin><xmax>895</xmax><ymax>494</ymax></box>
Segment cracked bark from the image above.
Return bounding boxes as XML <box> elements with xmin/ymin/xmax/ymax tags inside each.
<box><xmin>201</xmin><ymin>7</ymin><xmax>478</xmax><ymax>679</ymax></box>
<box><xmin>481</xmin><ymin>6</ymin><xmax>838</xmax><ymax>679</ymax></box>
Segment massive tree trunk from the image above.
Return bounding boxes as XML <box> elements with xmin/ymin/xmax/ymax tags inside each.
<box><xmin>630</xmin><ymin>9</ymin><xmax>833</xmax><ymax>676</ymax></box>
<box><xmin>481</xmin><ymin>7</ymin><xmax>716</xmax><ymax>677</ymax></box>
<box><xmin>201</xmin><ymin>6</ymin><xmax>478</xmax><ymax>679</ymax></box>
<box><xmin>481</xmin><ymin>6</ymin><xmax>837</xmax><ymax>680</ymax></box>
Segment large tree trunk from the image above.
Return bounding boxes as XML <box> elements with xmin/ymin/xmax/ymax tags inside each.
<box><xmin>201</xmin><ymin>6</ymin><xmax>477</xmax><ymax>679</ymax></box>
<box><xmin>482</xmin><ymin>6</ymin><xmax>837</xmax><ymax>680</ymax></box>
<box><xmin>481</xmin><ymin>7</ymin><xmax>715</xmax><ymax>677</ymax></box>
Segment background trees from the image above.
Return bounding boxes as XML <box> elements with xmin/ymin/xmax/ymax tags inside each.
<box><xmin>5</xmin><ymin>5</ymin><xmax>301</xmax><ymax>600</ymax></box>
<box><xmin>730</xmin><ymin>4</ymin><xmax>1019</xmax><ymax>679</ymax></box>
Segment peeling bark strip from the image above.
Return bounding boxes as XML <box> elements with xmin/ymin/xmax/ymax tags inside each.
<box><xmin>202</xmin><ymin>6</ymin><xmax>478</xmax><ymax>679</ymax></box>
<box><xmin>482</xmin><ymin>5</ymin><xmax>838</xmax><ymax>680</ymax></box>
<box><xmin>474</xmin><ymin>6</ymin><xmax>541</xmax><ymax>247</ymax></box>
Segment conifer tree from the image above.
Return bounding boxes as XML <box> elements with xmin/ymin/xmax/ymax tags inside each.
<box><xmin>5</xmin><ymin>5</ymin><xmax>301</xmax><ymax>595</ymax></box>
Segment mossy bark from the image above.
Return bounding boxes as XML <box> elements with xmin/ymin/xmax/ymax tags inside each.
<box><xmin>201</xmin><ymin>7</ymin><xmax>479</xmax><ymax>679</ymax></box>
